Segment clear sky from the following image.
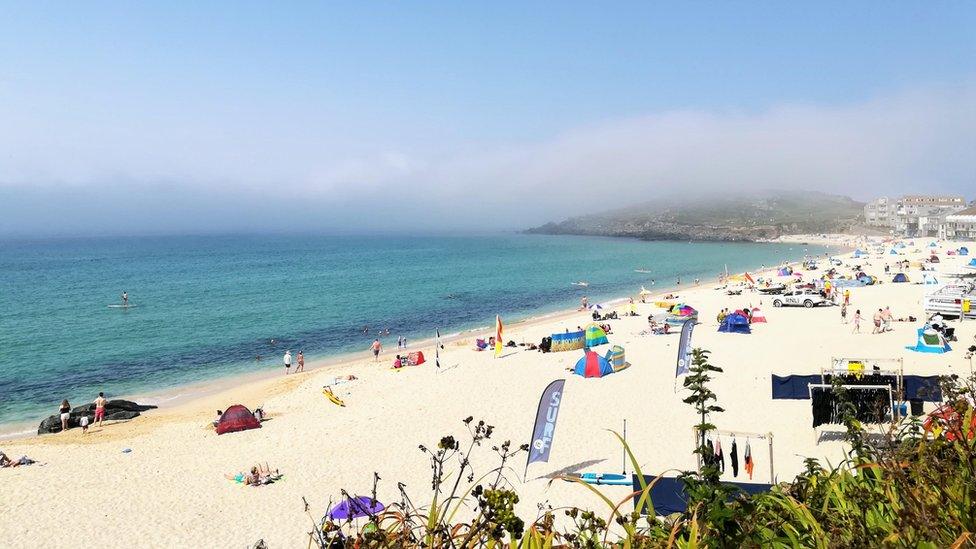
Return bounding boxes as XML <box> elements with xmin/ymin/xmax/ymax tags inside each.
<box><xmin>1</xmin><ymin>2</ymin><xmax>974</xmax><ymax>236</ymax></box>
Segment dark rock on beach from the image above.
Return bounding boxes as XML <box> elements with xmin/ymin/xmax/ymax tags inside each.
<box><xmin>37</xmin><ymin>399</ymin><xmax>157</xmax><ymax>435</ymax></box>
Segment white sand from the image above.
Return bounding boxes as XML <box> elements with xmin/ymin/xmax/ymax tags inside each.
<box><xmin>3</xmin><ymin>236</ymin><xmax>974</xmax><ymax>548</ymax></box>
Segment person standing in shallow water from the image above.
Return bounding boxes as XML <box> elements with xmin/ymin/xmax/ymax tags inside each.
<box><xmin>295</xmin><ymin>351</ymin><xmax>304</xmax><ymax>373</ymax></box>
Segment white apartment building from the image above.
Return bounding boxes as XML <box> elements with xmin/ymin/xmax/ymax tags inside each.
<box><xmin>945</xmin><ymin>206</ymin><xmax>976</xmax><ymax>240</ymax></box>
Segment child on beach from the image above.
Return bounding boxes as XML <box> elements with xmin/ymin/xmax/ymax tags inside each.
<box><xmin>852</xmin><ymin>310</ymin><xmax>861</xmax><ymax>333</ymax></box>
<box><xmin>79</xmin><ymin>415</ymin><xmax>89</xmax><ymax>434</ymax></box>
<box><xmin>841</xmin><ymin>303</ymin><xmax>848</xmax><ymax>324</ymax></box>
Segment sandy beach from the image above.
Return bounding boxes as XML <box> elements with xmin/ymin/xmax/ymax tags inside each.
<box><xmin>3</xmin><ymin>235</ymin><xmax>974</xmax><ymax>548</ymax></box>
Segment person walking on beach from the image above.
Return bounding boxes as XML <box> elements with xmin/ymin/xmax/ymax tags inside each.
<box><xmin>872</xmin><ymin>309</ymin><xmax>883</xmax><ymax>334</ymax></box>
<box><xmin>59</xmin><ymin>399</ymin><xmax>71</xmax><ymax>432</ymax></box>
<box><xmin>882</xmin><ymin>307</ymin><xmax>893</xmax><ymax>332</ymax></box>
<box><xmin>402</xmin><ymin>336</ymin><xmax>407</xmax><ymax>349</ymax></box>
<box><xmin>844</xmin><ymin>289</ymin><xmax>850</xmax><ymax>306</ymax></box>
<box><xmin>852</xmin><ymin>309</ymin><xmax>861</xmax><ymax>333</ymax></box>
<box><xmin>295</xmin><ymin>351</ymin><xmax>305</xmax><ymax>373</ymax></box>
<box><xmin>840</xmin><ymin>302</ymin><xmax>848</xmax><ymax>324</ymax></box>
<box><xmin>370</xmin><ymin>339</ymin><xmax>382</xmax><ymax>361</ymax></box>
<box><xmin>94</xmin><ymin>392</ymin><xmax>107</xmax><ymax>427</ymax></box>
<box><xmin>283</xmin><ymin>350</ymin><xmax>292</xmax><ymax>374</ymax></box>
<box><xmin>397</xmin><ymin>336</ymin><xmax>403</xmax><ymax>350</ymax></box>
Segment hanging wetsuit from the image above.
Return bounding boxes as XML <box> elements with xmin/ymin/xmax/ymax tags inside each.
<box><xmin>730</xmin><ymin>439</ymin><xmax>739</xmax><ymax>477</ymax></box>
<box><xmin>714</xmin><ymin>436</ymin><xmax>725</xmax><ymax>474</ymax></box>
<box><xmin>744</xmin><ymin>439</ymin><xmax>754</xmax><ymax>480</ymax></box>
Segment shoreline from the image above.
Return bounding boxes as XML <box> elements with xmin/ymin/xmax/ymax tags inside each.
<box><xmin>2</xmin><ymin>237</ymin><xmax>846</xmax><ymax>442</ymax></box>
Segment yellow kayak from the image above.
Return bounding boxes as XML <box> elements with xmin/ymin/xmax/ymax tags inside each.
<box><xmin>322</xmin><ymin>388</ymin><xmax>346</xmax><ymax>407</ymax></box>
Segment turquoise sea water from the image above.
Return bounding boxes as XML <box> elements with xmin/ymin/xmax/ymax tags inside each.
<box><xmin>0</xmin><ymin>234</ymin><xmax>838</xmax><ymax>431</ymax></box>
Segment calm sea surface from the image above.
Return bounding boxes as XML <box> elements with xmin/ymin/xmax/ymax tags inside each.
<box><xmin>0</xmin><ymin>233</ymin><xmax>839</xmax><ymax>431</ymax></box>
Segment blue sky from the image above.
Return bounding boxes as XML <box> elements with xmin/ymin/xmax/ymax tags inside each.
<box><xmin>1</xmin><ymin>3</ymin><xmax>974</xmax><ymax>235</ymax></box>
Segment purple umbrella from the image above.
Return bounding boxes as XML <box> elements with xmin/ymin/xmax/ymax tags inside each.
<box><xmin>328</xmin><ymin>496</ymin><xmax>385</xmax><ymax>520</ymax></box>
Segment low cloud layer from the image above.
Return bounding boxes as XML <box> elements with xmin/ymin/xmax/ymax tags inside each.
<box><xmin>1</xmin><ymin>81</ymin><xmax>973</xmax><ymax>236</ymax></box>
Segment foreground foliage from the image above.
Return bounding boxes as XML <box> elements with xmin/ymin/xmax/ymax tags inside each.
<box><xmin>303</xmin><ymin>348</ymin><xmax>976</xmax><ymax>548</ymax></box>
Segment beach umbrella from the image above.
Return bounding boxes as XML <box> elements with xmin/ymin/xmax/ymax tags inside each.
<box><xmin>328</xmin><ymin>496</ymin><xmax>385</xmax><ymax>520</ymax></box>
<box><xmin>670</xmin><ymin>304</ymin><xmax>697</xmax><ymax>317</ymax></box>
<box><xmin>587</xmin><ymin>303</ymin><xmax>603</xmax><ymax>310</ymax></box>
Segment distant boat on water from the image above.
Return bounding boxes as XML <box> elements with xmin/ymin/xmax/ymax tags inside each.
<box><xmin>634</xmin><ymin>268</ymin><xmax>652</xmax><ymax>274</ymax></box>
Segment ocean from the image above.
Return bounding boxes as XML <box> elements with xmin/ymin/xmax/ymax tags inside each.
<box><xmin>0</xmin><ymin>233</ymin><xmax>839</xmax><ymax>432</ymax></box>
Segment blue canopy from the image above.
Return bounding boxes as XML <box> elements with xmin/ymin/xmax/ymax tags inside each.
<box><xmin>959</xmin><ymin>246</ymin><xmax>969</xmax><ymax>256</ymax></box>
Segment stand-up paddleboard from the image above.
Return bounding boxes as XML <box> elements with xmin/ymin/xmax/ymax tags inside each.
<box><xmin>322</xmin><ymin>388</ymin><xmax>345</xmax><ymax>407</ymax></box>
<box><xmin>107</xmin><ymin>304</ymin><xmax>137</xmax><ymax>308</ymax></box>
<box><xmin>563</xmin><ymin>472</ymin><xmax>631</xmax><ymax>486</ymax></box>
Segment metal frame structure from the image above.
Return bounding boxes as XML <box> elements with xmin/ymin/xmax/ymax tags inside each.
<box><xmin>693</xmin><ymin>427</ymin><xmax>775</xmax><ymax>484</ymax></box>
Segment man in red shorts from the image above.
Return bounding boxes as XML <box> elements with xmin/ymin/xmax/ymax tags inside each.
<box><xmin>94</xmin><ymin>392</ymin><xmax>107</xmax><ymax>427</ymax></box>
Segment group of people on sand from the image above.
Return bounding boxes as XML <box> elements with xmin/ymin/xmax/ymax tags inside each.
<box><xmin>57</xmin><ymin>391</ymin><xmax>109</xmax><ymax>434</ymax></box>
<box><xmin>282</xmin><ymin>350</ymin><xmax>304</xmax><ymax>374</ymax></box>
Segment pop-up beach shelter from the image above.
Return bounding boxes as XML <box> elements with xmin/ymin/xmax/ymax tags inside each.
<box><xmin>892</xmin><ymin>273</ymin><xmax>909</xmax><ymax>283</ymax></box>
<box><xmin>889</xmin><ymin>249</ymin><xmax>899</xmax><ymax>255</ymax></box>
<box><xmin>718</xmin><ymin>312</ymin><xmax>751</xmax><ymax>334</ymax></box>
<box><xmin>906</xmin><ymin>328</ymin><xmax>951</xmax><ymax>354</ymax></box>
<box><xmin>777</xmin><ymin>267</ymin><xmax>792</xmax><ymax>276</ymax></box>
<box><xmin>573</xmin><ymin>349</ymin><xmax>614</xmax><ymax>378</ymax></box>
<box><xmin>584</xmin><ymin>324</ymin><xmax>609</xmax><ymax>347</ymax></box>
<box><xmin>853</xmin><ymin>249</ymin><xmax>866</xmax><ymax>258</ymax></box>
<box><xmin>967</xmin><ymin>259</ymin><xmax>976</xmax><ymax>270</ymax></box>
<box><xmin>929</xmin><ymin>242</ymin><xmax>939</xmax><ymax>248</ymax></box>
<box><xmin>604</xmin><ymin>345</ymin><xmax>631</xmax><ymax>372</ymax></box>
<box><xmin>750</xmin><ymin>308</ymin><xmax>767</xmax><ymax>323</ymax></box>
<box><xmin>922</xmin><ymin>273</ymin><xmax>939</xmax><ymax>285</ymax></box>
<box><xmin>929</xmin><ymin>255</ymin><xmax>940</xmax><ymax>263</ymax></box>
<box><xmin>960</xmin><ymin>247</ymin><xmax>970</xmax><ymax>256</ymax></box>
<box><xmin>216</xmin><ymin>404</ymin><xmax>261</xmax><ymax>435</ymax></box>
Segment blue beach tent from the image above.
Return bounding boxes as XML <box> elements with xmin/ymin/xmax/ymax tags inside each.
<box><xmin>906</xmin><ymin>328</ymin><xmax>951</xmax><ymax>354</ymax></box>
<box><xmin>573</xmin><ymin>350</ymin><xmax>614</xmax><ymax>378</ymax></box>
<box><xmin>718</xmin><ymin>312</ymin><xmax>751</xmax><ymax>334</ymax></box>
<box><xmin>891</xmin><ymin>273</ymin><xmax>909</xmax><ymax>283</ymax></box>
<box><xmin>889</xmin><ymin>249</ymin><xmax>899</xmax><ymax>255</ymax></box>
<box><xmin>959</xmin><ymin>246</ymin><xmax>969</xmax><ymax>256</ymax></box>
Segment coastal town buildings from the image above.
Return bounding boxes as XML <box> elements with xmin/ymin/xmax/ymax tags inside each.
<box><xmin>863</xmin><ymin>194</ymin><xmax>967</xmax><ymax>238</ymax></box>
<box><xmin>945</xmin><ymin>206</ymin><xmax>976</xmax><ymax>240</ymax></box>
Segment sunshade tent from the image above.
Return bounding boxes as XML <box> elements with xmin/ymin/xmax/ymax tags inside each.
<box><xmin>718</xmin><ymin>312</ymin><xmax>751</xmax><ymax>334</ymax></box>
<box><xmin>604</xmin><ymin>345</ymin><xmax>631</xmax><ymax>371</ymax></box>
<box><xmin>968</xmin><ymin>258</ymin><xmax>976</xmax><ymax>270</ymax></box>
<box><xmin>328</xmin><ymin>496</ymin><xmax>385</xmax><ymax>520</ymax></box>
<box><xmin>929</xmin><ymin>255</ymin><xmax>940</xmax><ymax>263</ymax></box>
<box><xmin>889</xmin><ymin>249</ymin><xmax>899</xmax><ymax>255</ymax></box>
<box><xmin>960</xmin><ymin>246</ymin><xmax>970</xmax><ymax>256</ymax></box>
<box><xmin>573</xmin><ymin>349</ymin><xmax>615</xmax><ymax>378</ymax></box>
<box><xmin>216</xmin><ymin>404</ymin><xmax>261</xmax><ymax>435</ymax></box>
<box><xmin>922</xmin><ymin>273</ymin><xmax>939</xmax><ymax>285</ymax></box>
<box><xmin>750</xmin><ymin>308</ymin><xmax>767</xmax><ymax>323</ymax></box>
<box><xmin>584</xmin><ymin>324</ymin><xmax>609</xmax><ymax>347</ymax></box>
<box><xmin>906</xmin><ymin>328</ymin><xmax>951</xmax><ymax>354</ymax></box>
<box><xmin>892</xmin><ymin>273</ymin><xmax>909</xmax><ymax>283</ymax></box>
<box><xmin>777</xmin><ymin>267</ymin><xmax>792</xmax><ymax>276</ymax></box>
<box><xmin>929</xmin><ymin>242</ymin><xmax>939</xmax><ymax>247</ymax></box>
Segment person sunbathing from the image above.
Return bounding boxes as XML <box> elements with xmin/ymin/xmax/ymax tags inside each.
<box><xmin>226</xmin><ymin>463</ymin><xmax>280</xmax><ymax>486</ymax></box>
<box><xmin>0</xmin><ymin>451</ymin><xmax>34</xmax><ymax>468</ymax></box>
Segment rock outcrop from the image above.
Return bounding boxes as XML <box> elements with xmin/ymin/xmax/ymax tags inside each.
<box><xmin>37</xmin><ymin>400</ymin><xmax>157</xmax><ymax>434</ymax></box>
